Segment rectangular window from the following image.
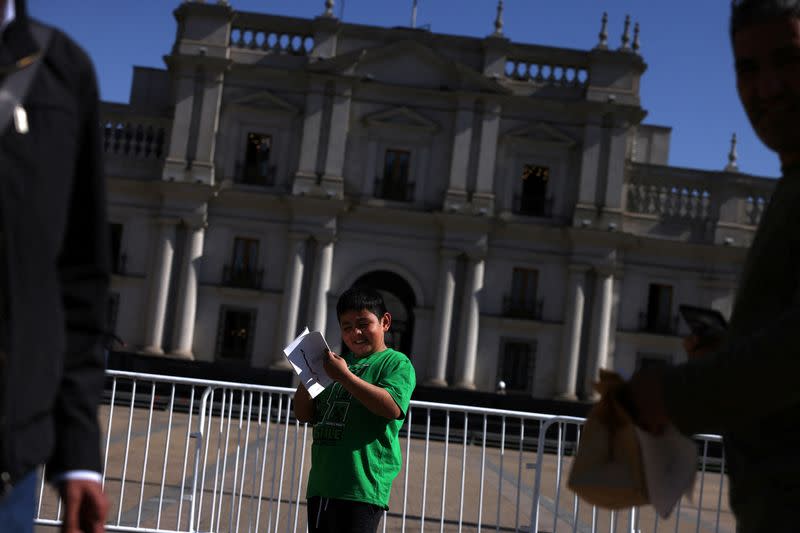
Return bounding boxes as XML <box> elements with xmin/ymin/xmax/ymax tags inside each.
<box><xmin>499</xmin><ymin>340</ymin><xmax>536</xmax><ymax>392</ymax></box>
<box><xmin>240</xmin><ymin>132</ymin><xmax>273</xmax><ymax>186</ymax></box>
<box><xmin>224</xmin><ymin>238</ymin><xmax>261</xmax><ymax>289</ymax></box>
<box><xmin>645</xmin><ymin>283</ymin><xmax>674</xmax><ymax>333</ymax></box>
<box><xmin>110</xmin><ymin>223</ymin><xmax>124</xmax><ymax>274</ymax></box>
<box><xmin>216</xmin><ymin>307</ymin><xmax>257</xmax><ymax>361</ymax></box>
<box><xmin>505</xmin><ymin>268</ymin><xmax>540</xmax><ymax>319</ymax></box>
<box><xmin>516</xmin><ymin>164</ymin><xmax>550</xmax><ymax>216</ymax></box>
<box><xmin>377</xmin><ymin>149</ymin><xmax>412</xmax><ymax>201</ymax></box>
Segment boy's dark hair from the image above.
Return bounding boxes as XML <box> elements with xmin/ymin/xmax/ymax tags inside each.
<box><xmin>336</xmin><ymin>286</ymin><xmax>388</xmax><ymax>320</ymax></box>
<box><xmin>730</xmin><ymin>0</ymin><xmax>800</xmax><ymax>41</ymax></box>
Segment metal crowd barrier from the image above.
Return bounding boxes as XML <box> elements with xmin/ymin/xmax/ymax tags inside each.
<box><xmin>33</xmin><ymin>370</ymin><xmax>733</xmax><ymax>532</ymax></box>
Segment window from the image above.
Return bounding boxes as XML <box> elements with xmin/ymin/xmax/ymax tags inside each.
<box><xmin>376</xmin><ymin>149</ymin><xmax>413</xmax><ymax>201</ymax></box>
<box><xmin>109</xmin><ymin>223</ymin><xmax>125</xmax><ymax>274</ymax></box>
<box><xmin>223</xmin><ymin>238</ymin><xmax>262</xmax><ymax>289</ymax></box>
<box><xmin>499</xmin><ymin>340</ymin><xmax>536</xmax><ymax>392</ymax></box>
<box><xmin>239</xmin><ymin>132</ymin><xmax>274</xmax><ymax>186</ymax></box>
<box><xmin>504</xmin><ymin>268</ymin><xmax>541</xmax><ymax>319</ymax></box>
<box><xmin>643</xmin><ymin>284</ymin><xmax>675</xmax><ymax>333</ymax></box>
<box><xmin>216</xmin><ymin>307</ymin><xmax>257</xmax><ymax>361</ymax></box>
<box><xmin>515</xmin><ymin>164</ymin><xmax>550</xmax><ymax>216</ymax></box>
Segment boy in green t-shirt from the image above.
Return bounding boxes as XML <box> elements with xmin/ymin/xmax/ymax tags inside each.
<box><xmin>294</xmin><ymin>287</ymin><xmax>416</xmax><ymax>533</ymax></box>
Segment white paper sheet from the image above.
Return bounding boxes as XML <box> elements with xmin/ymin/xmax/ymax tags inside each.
<box><xmin>283</xmin><ymin>327</ymin><xmax>333</xmax><ymax>398</ymax></box>
<box><xmin>634</xmin><ymin>424</ymin><xmax>698</xmax><ymax>518</ymax></box>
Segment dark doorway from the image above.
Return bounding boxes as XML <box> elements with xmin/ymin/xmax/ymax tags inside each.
<box><xmin>350</xmin><ymin>271</ymin><xmax>416</xmax><ymax>357</ymax></box>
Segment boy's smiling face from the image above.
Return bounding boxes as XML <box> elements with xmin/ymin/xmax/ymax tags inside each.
<box><xmin>339</xmin><ymin>308</ymin><xmax>391</xmax><ymax>358</ymax></box>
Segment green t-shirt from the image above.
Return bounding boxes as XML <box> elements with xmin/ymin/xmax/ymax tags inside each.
<box><xmin>306</xmin><ymin>348</ymin><xmax>416</xmax><ymax>508</ymax></box>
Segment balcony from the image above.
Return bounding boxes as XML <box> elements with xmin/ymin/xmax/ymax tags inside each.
<box><xmin>503</xmin><ymin>296</ymin><xmax>543</xmax><ymax>321</ymax></box>
<box><xmin>625</xmin><ymin>162</ymin><xmax>776</xmax><ymax>244</ymax></box>
<box><xmin>222</xmin><ymin>265</ymin><xmax>263</xmax><ymax>290</ymax></box>
<box><xmin>234</xmin><ymin>162</ymin><xmax>277</xmax><ymax>187</ymax></box>
<box><xmin>512</xmin><ymin>195</ymin><xmax>553</xmax><ymax>217</ymax></box>
<box><xmin>374</xmin><ymin>177</ymin><xmax>416</xmax><ymax>203</ymax></box>
<box><xmin>228</xmin><ymin>12</ymin><xmax>314</xmax><ymax>55</ymax></box>
<box><xmin>100</xmin><ymin>103</ymin><xmax>170</xmax><ymax>180</ymax></box>
<box><xmin>637</xmin><ymin>311</ymin><xmax>680</xmax><ymax>336</ymax></box>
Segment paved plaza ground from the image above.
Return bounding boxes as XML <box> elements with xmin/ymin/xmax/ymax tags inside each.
<box><xmin>35</xmin><ymin>397</ymin><xmax>735</xmax><ymax>533</ymax></box>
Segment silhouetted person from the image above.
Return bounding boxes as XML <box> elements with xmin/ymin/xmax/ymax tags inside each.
<box><xmin>0</xmin><ymin>1</ymin><xmax>110</xmax><ymax>532</ymax></box>
<box><xmin>628</xmin><ymin>2</ymin><xmax>800</xmax><ymax>530</ymax></box>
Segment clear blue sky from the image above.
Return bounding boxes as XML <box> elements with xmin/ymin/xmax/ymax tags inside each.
<box><xmin>26</xmin><ymin>0</ymin><xmax>780</xmax><ymax>178</ymax></box>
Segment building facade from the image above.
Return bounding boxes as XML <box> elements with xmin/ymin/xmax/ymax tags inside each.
<box><xmin>103</xmin><ymin>0</ymin><xmax>774</xmax><ymax>399</ymax></box>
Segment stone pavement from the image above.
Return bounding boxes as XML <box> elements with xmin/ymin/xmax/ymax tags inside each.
<box><xmin>34</xmin><ymin>402</ymin><xmax>735</xmax><ymax>532</ymax></box>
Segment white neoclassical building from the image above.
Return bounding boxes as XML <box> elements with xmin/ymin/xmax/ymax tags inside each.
<box><xmin>103</xmin><ymin>0</ymin><xmax>774</xmax><ymax>399</ymax></box>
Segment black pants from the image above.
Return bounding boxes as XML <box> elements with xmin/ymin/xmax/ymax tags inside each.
<box><xmin>307</xmin><ymin>496</ymin><xmax>383</xmax><ymax>533</ymax></box>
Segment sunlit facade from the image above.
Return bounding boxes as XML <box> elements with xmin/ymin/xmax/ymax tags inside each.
<box><xmin>103</xmin><ymin>1</ymin><xmax>773</xmax><ymax>398</ymax></box>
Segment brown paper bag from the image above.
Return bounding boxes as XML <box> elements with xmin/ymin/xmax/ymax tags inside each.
<box><xmin>567</xmin><ymin>370</ymin><xmax>648</xmax><ymax>509</ymax></box>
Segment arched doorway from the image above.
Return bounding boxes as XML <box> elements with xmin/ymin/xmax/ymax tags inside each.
<box><xmin>350</xmin><ymin>271</ymin><xmax>416</xmax><ymax>356</ymax></box>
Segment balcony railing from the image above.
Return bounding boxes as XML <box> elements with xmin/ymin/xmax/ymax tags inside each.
<box><xmin>504</xmin><ymin>58</ymin><xmax>589</xmax><ymax>88</ymax></box>
<box><xmin>637</xmin><ymin>311</ymin><xmax>680</xmax><ymax>335</ymax></box>
<box><xmin>229</xmin><ymin>13</ymin><xmax>314</xmax><ymax>55</ymax></box>
<box><xmin>234</xmin><ymin>162</ymin><xmax>277</xmax><ymax>187</ymax></box>
<box><xmin>512</xmin><ymin>195</ymin><xmax>553</xmax><ymax>217</ymax></box>
<box><xmin>222</xmin><ymin>265</ymin><xmax>263</xmax><ymax>290</ymax></box>
<box><xmin>625</xmin><ymin>162</ymin><xmax>775</xmax><ymax>228</ymax></box>
<box><xmin>503</xmin><ymin>296</ymin><xmax>543</xmax><ymax>321</ymax></box>
<box><xmin>374</xmin><ymin>176</ymin><xmax>416</xmax><ymax>202</ymax></box>
<box><xmin>101</xmin><ymin>104</ymin><xmax>169</xmax><ymax>161</ymax></box>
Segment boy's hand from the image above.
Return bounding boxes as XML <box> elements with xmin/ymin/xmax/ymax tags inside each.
<box><xmin>323</xmin><ymin>350</ymin><xmax>351</xmax><ymax>382</ymax></box>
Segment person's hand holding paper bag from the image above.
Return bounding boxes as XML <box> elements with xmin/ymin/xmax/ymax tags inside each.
<box><xmin>567</xmin><ymin>370</ymin><xmax>649</xmax><ymax>509</ymax></box>
<box><xmin>568</xmin><ymin>369</ymin><xmax>697</xmax><ymax>518</ymax></box>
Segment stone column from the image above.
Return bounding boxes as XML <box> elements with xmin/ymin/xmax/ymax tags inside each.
<box><xmin>472</xmin><ymin>101</ymin><xmax>501</xmax><ymax>211</ymax></box>
<box><xmin>308</xmin><ymin>237</ymin><xmax>335</xmax><ymax>337</ymax></box>
<box><xmin>171</xmin><ymin>223</ymin><xmax>206</xmax><ymax>358</ymax></box>
<box><xmin>142</xmin><ymin>220</ymin><xmax>177</xmax><ymax>354</ymax></box>
<box><xmin>163</xmin><ymin>63</ymin><xmax>227</xmax><ymax>184</ymax></box>
<box><xmin>322</xmin><ymin>84</ymin><xmax>351</xmax><ymax>195</ymax></box>
<box><xmin>162</xmin><ymin>2</ymin><xmax>232</xmax><ymax>183</ymax></box>
<box><xmin>555</xmin><ymin>265</ymin><xmax>588</xmax><ymax>400</ymax></box>
<box><xmin>273</xmin><ymin>233</ymin><xmax>308</xmax><ymax>368</ymax></box>
<box><xmin>444</xmin><ymin>97</ymin><xmax>475</xmax><ymax>209</ymax></box>
<box><xmin>576</xmin><ymin>124</ymin><xmax>602</xmax><ymax>208</ymax></box>
<box><xmin>426</xmin><ymin>249</ymin><xmax>459</xmax><ymax>386</ymax></box>
<box><xmin>454</xmin><ymin>254</ymin><xmax>485</xmax><ymax>389</ymax></box>
<box><xmin>585</xmin><ymin>268</ymin><xmax>614</xmax><ymax>396</ymax></box>
<box><xmin>190</xmin><ymin>66</ymin><xmax>226</xmax><ymax>184</ymax></box>
<box><xmin>162</xmin><ymin>73</ymin><xmax>194</xmax><ymax>180</ymax></box>
<box><xmin>292</xmin><ymin>82</ymin><xmax>325</xmax><ymax>193</ymax></box>
<box><xmin>603</xmin><ymin>125</ymin><xmax>628</xmax><ymax>211</ymax></box>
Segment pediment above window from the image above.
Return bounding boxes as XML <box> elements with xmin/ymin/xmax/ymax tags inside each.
<box><xmin>363</xmin><ymin>106</ymin><xmax>439</xmax><ymax>133</ymax></box>
<box><xmin>504</xmin><ymin>122</ymin><xmax>576</xmax><ymax>148</ymax></box>
<box><xmin>228</xmin><ymin>90</ymin><xmax>299</xmax><ymax>114</ymax></box>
